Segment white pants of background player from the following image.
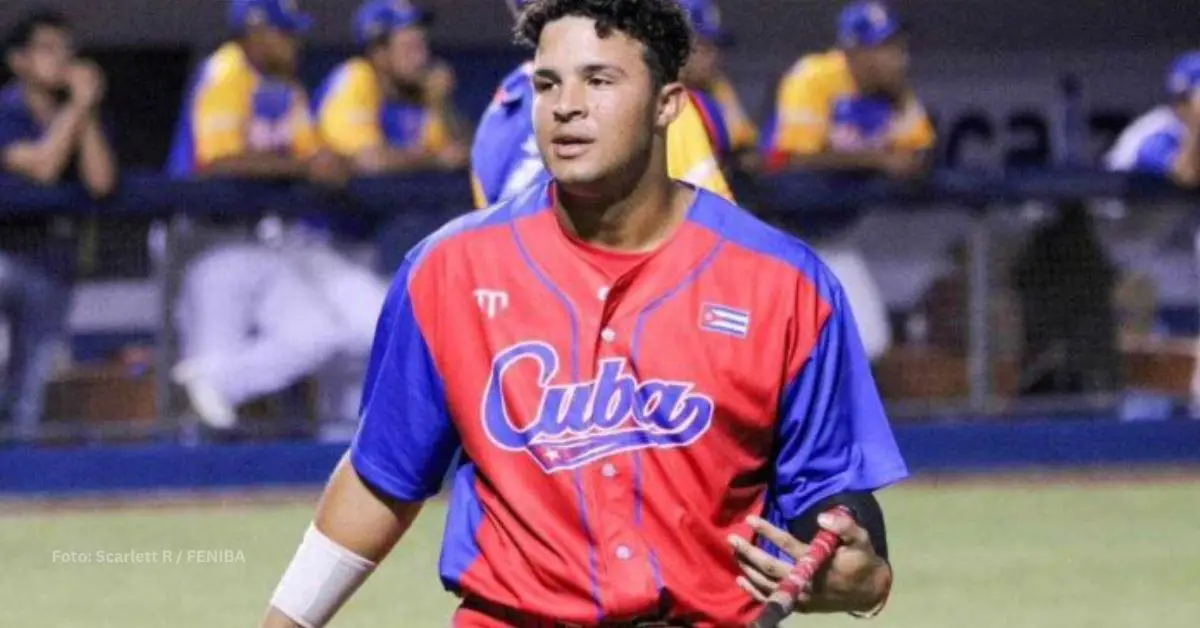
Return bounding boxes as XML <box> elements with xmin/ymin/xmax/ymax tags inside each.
<box><xmin>174</xmin><ymin>239</ymin><xmax>387</xmax><ymax>428</ymax></box>
<box><xmin>814</xmin><ymin>244</ymin><xmax>892</xmax><ymax>363</ymax></box>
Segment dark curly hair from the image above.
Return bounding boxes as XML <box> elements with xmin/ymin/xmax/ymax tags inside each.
<box><xmin>514</xmin><ymin>0</ymin><xmax>693</xmax><ymax>87</ymax></box>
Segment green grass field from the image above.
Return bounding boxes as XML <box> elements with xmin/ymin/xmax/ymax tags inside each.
<box><xmin>3</xmin><ymin>480</ymin><xmax>1199</xmax><ymax>627</ymax></box>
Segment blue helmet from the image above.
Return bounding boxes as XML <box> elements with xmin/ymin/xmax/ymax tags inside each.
<box><xmin>353</xmin><ymin>0</ymin><xmax>430</xmax><ymax>47</ymax></box>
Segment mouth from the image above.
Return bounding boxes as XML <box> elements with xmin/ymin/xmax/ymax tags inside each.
<box><xmin>550</xmin><ymin>134</ymin><xmax>594</xmax><ymax>159</ymax></box>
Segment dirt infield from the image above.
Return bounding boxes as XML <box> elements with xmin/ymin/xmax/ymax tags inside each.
<box><xmin>3</xmin><ymin>466</ymin><xmax>1199</xmax><ymax>517</ymax></box>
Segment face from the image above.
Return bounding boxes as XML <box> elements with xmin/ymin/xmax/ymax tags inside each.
<box><xmin>531</xmin><ymin>16</ymin><xmax>684</xmax><ymax>193</ymax></box>
<box><xmin>249</xmin><ymin>25</ymin><xmax>301</xmax><ymax>77</ymax></box>
<box><xmin>680</xmin><ymin>38</ymin><xmax>719</xmax><ymax>89</ymax></box>
<box><xmin>11</xmin><ymin>25</ymin><xmax>74</xmax><ymax>90</ymax></box>
<box><xmin>848</xmin><ymin>36</ymin><xmax>910</xmax><ymax>96</ymax></box>
<box><xmin>382</xmin><ymin>26</ymin><xmax>430</xmax><ymax>85</ymax></box>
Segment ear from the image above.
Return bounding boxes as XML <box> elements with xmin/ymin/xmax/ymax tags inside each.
<box><xmin>6</xmin><ymin>50</ymin><xmax>23</xmax><ymax>75</ymax></box>
<box><xmin>654</xmin><ymin>81</ymin><xmax>688</xmax><ymax>130</ymax></box>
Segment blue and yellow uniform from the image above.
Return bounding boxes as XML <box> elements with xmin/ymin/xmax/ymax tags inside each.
<box><xmin>165</xmin><ymin>42</ymin><xmax>318</xmax><ymax>178</ymax></box>
<box><xmin>677</xmin><ymin>0</ymin><xmax>758</xmax><ymax>159</ymax></box>
<box><xmin>762</xmin><ymin>49</ymin><xmax>934</xmax><ymax>170</ymax></box>
<box><xmin>470</xmin><ymin>62</ymin><xmax>733</xmax><ymax>209</ymax></box>
<box><xmin>312</xmin><ymin>58</ymin><xmax>452</xmax><ymax>159</ymax></box>
<box><xmin>761</xmin><ymin>1</ymin><xmax>935</xmax><ymax>171</ymax></box>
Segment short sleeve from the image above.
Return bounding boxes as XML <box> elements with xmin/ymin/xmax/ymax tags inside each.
<box><xmin>892</xmin><ymin>100</ymin><xmax>936</xmax><ymax>152</ymax></box>
<box><xmin>769</xmin><ymin>285</ymin><xmax>908</xmax><ymax>523</ymax></box>
<box><xmin>667</xmin><ymin>98</ymin><xmax>733</xmax><ymax>200</ymax></box>
<box><xmin>711</xmin><ymin>78</ymin><xmax>759</xmax><ymax>151</ymax></box>
<box><xmin>350</xmin><ymin>256</ymin><xmax>460</xmax><ymax>502</ymax></box>
<box><xmin>316</xmin><ymin>65</ymin><xmax>384</xmax><ymax>156</ymax></box>
<box><xmin>765</xmin><ymin>63</ymin><xmax>831</xmax><ymax>157</ymax></box>
<box><xmin>192</xmin><ymin>72</ymin><xmax>251</xmax><ymax>168</ymax></box>
<box><xmin>289</xmin><ymin>92</ymin><xmax>320</xmax><ymax>160</ymax></box>
<box><xmin>1133</xmin><ymin>131</ymin><xmax>1180</xmax><ymax>175</ymax></box>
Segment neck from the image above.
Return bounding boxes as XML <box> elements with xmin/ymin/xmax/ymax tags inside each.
<box><xmin>555</xmin><ymin>145</ymin><xmax>689</xmax><ymax>252</ymax></box>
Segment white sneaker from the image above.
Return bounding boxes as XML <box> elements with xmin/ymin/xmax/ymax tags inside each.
<box><xmin>172</xmin><ymin>360</ymin><xmax>237</xmax><ymax>430</ymax></box>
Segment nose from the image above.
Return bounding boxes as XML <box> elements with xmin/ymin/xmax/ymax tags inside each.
<box><xmin>552</xmin><ymin>79</ymin><xmax>586</xmax><ymax>123</ymax></box>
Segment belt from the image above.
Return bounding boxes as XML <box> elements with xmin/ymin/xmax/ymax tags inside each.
<box><xmin>461</xmin><ymin>596</ymin><xmax>681</xmax><ymax>628</ymax></box>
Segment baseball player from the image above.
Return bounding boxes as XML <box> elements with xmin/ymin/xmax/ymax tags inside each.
<box><xmin>1106</xmin><ymin>51</ymin><xmax>1200</xmax><ymax>411</ymax></box>
<box><xmin>676</xmin><ymin>0</ymin><xmax>759</xmax><ymax>172</ymax></box>
<box><xmin>261</xmin><ymin>1</ymin><xmax>906</xmax><ymax>626</ymax></box>
<box><xmin>470</xmin><ymin>0</ymin><xmax>732</xmax><ymax>209</ymax></box>
<box><xmin>166</xmin><ymin>0</ymin><xmax>383</xmax><ymax>431</ymax></box>
<box><xmin>757</xmin><ymin>0</ymin><xmax>934</xmax><ymax>363</ymax></box>
<box><xmin>314</xmin><ymin>0</ymin><xmax>469</xmax><ymax>175</ymax></box>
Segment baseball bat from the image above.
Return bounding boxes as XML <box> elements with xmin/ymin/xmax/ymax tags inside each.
<box><xmin>748</xmin><ymin>505</ymin><xmax>854</xmax><ymax>628</ymax></box>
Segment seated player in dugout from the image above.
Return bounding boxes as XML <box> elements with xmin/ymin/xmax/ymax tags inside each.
<box><xmin>677</xmin><ymin>0</ymin><xmax>760</xmax><ymax>173</ymax></box>
<box><xmin>761</xmin><ymin>0</ymin><xmax>935</xmax><ymax>179</ymax></box>
<box><xmin>314</xmin><ymin>0</ymin><xmax>470</xmax><ymax>175</ymax></box>
<box><xmin>469</xmin><ymin>0</ymin><xmax>732</xmax><ymax>209</ymax></box>
<box><xmin>1106</xmin><ymin>51</ymin><xmax>1200</xmax><ymax>187</ymax></box>
<box><xmin>0</xmin><ymin>8</ymin><xmax>116</xmax><ymax>197</ymax></box>
<box><xmin>165</xmin><ymin>0</ymin><xmax>346</xmax><ymax>185</ymax></box>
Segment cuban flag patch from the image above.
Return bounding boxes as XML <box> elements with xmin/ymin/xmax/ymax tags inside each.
<box><xmin>700</xmin><ymin>303</ymin><xmax>751</xmax><ymax>338</ymax></box>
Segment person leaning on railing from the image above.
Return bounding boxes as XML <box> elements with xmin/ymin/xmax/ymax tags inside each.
<box><xmin>0</xmin><ymin>9</ymin><xmax>118</xmax><ymax>441</ymax></box>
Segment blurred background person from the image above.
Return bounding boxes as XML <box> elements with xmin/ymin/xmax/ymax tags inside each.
<box><xmin>1106</xmin><ymin>51</ymin><xmax>1200</xmax><ymax>412</ymax></box>
<box><xmin>315</xmin><ymin>0</ymin><xmax>468</xmax><ymax>176</ymax></box>
<box><xmin>758</xmin><ymin>0</ymin><xmax>935</xmax><ymax>362</ymax></box>
<box><xmin>165</xmin><ymin>0</ymin><xmax>359</xmax><ymax>433</ymax></box>
<box><xmin>677</xmin><ymin>0</ymin><xmax>759</xmax><ymax>174</ymax></box>
<box><xmin>0</xmin><ymin>8</ymin><xmax>117</xmax><ymax>440</ymax></box>
<box><xmin>470</xmin><ymin>0</ymin><xmax>731</xmax><ymax>209</ymax></box>
<box><xmin>761</xmin><ymin>0</ymin><xmax>934</xmax><ymax>178</ymax></box>
<box><xmin>1105</xmin><ymin>52</ymin><xmax>1200</xmax><ymax>187</ymax></box>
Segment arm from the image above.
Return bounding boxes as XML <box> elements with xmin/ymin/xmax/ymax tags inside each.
<box><xmin>1</xmin><ymin>102</ymin><xmax>89</xmax><ymax>185</ymax></box>
<box><xmin>1170</xmin><ymin>101</ymin><xmax>1200</xmax><ymax>186</ymax></box>
<box><xmin>260</xmin><ymin>456</ymin><xmax>424</xmax><ymax>628</ymax></box>
<box><xmin>202</xmin><ymin>152</ymin><xmax>310</xmax><ymax>179</ymax></box>
<box><xmin>261</xmin><ymin>255</ymin><xmax>460</xmax><ymax>628</ymax></box>
<box><xmin>733</xmin><ymin>278</ymin><xmax>908</xmax><ymax>616</ymax></box>
<box><xmin>77</xmin><ymin>112</ymin><xmax>117</xmax><ymax>197</ymax></box>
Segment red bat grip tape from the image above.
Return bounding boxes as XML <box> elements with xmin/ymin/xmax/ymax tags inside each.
<box><xmin>748</xmin><ymin>505</ymin><xmax>854</xmax><ymax>628</ymax></box>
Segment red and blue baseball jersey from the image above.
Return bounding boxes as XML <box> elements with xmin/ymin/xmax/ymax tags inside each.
<box><xmin>350</xmin><ymin>181</ymin><xmax>908</xmax><ymax>625</ymax></box>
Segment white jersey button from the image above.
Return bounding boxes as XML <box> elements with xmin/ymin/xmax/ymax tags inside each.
<box><xmin>601</xmin><ymin>463</ymin><xmax>617</xmax><ymax>478</ymax></box>
<box><xmin>615</xmin><ymin>545</ymin><xmax>632</xmax><ymax>560</ymax></box>
<box><xmin>601</xmin><ymin>328</ymin><xmax>616</xmax><ymax>343</ymax></box>
<box><xmin>597</xmin><ymin>286</ymin><xmax>610</xmax><ymax>301</ymax></box>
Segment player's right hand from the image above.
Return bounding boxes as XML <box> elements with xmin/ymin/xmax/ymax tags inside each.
<box><xmin>877</xmin><ymin>150</ymin><xmax>926</xmax><ymax>180</ymax></box>
<box><xmin>67</xmin><ymin>61</ymin><xmax>105</xmax><ymax>109</ymax></box>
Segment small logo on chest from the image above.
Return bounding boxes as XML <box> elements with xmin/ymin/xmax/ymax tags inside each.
<box><xmin>482</xmin><ymin>342</ymin><xmax>715</xmax><ymax>473</ymax></box>
<box><xmin>474</xmin><ymin>289</ymin><xmax>509</xmax><ymax>319</ymax></box>
<box><xmin>700</xmin><ymin>303</ymin><xmax>751</xmax><ymax>338</ymax></box>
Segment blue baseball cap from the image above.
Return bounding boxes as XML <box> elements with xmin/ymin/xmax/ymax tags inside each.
<box><xmin>354</xmin><ymin>1</ymin><xmax>431</xmax><ymax>47</ymax></box>
<box><xmin>228</xmin><ymin>0</ymin><xmax>313</xmax><ymax>34</ymax></box>
<box><xmin>836</xmin><ymin>1</ymin><xmax>905</xmax><ymax>48</ymax></box>
<box><xmin>679</xmin><ymin>0</ymin><xmax>732</xmax><ymax>46</ymax></box>
<box><xmin>1167</xmin><ymin>52</ymin><xmax>1200</xmax><ymax>99</ymax></box>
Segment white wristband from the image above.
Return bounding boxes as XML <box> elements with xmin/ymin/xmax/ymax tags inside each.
<box><xmin>269</xmin><ymin>523</ymin><xmax>377</xmax><ymax>628</ymax></box>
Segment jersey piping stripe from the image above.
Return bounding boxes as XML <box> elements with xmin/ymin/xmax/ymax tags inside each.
<box><xmin>509</xmin><ymin>211</ymin><xmax>604</xmax><ymax>624</ymax></box>
<box><xmin>628</xmin><ymin>238</ymin><xmax>725</xmax><ymax>604</ymax></box>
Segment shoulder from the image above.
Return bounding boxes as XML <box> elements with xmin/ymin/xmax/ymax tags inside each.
<box><xmin>688</xmin><ymin>189</ymin><xmax>843</xmax><ymax>308</ymax></box>
<box><xmin>0</xmin><ymin>84</ymin><xmax>27</xmax><ymax>119</ymax></box>
<box><xmin>193</xmin><ymin>43</ymin><xmax>255</xmax><ymax>97</ymax></box>
<box><xmin>316</xmin><ymin>58</ymin><xmax>377</xmax><ymax>107</ymax></box>
<box><xmin>402</xmin><ymin>182</ymin><xmax>547</xmax><ymax>289</ymax></box>
<box><xmin>785</xmin><ymin>50</ymin><xmax>844</xmax><ymax>84</ymax></box>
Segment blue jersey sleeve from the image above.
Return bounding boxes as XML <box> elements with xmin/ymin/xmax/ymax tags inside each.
<box><xmin>1133</xmin><ymin>131</ymin><xmax>1181</xmax><ymax>175</ymax></box>
<box><xmin>350</xmin><ymin>256</ymin><xmax>460</xmax><ymax>502</ymax></box>
<box><xmin>767</xmin><ymin>287</ymin><xmax>908</xmax><ymax>528</ymax></box>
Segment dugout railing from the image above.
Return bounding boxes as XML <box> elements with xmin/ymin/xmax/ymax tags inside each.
<box><xmin>1</xmin><ymin>168</ymin><xmax>1197</xmax><ymax>444</ymax></box>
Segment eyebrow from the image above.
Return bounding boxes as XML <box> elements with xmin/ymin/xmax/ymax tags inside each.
<box><xmin>531</xmin><ymin>63</ymin><xmax>629</xmax><ymax>81</ymax></box>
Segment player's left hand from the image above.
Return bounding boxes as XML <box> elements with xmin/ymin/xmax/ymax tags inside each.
<box><xmin>728</xmin><ymin>513</ymin><xmax>892</xmax><ymax>615</ymax></box>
